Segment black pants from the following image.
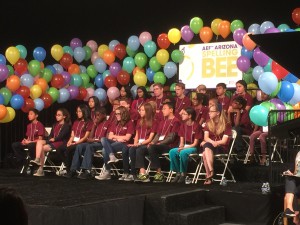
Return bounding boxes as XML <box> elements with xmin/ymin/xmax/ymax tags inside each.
<box><xmin>11</xmin><ymin>142</ymin><xmax>36</xmax><ymax>163</ymax></box>
<box><xmin>148</xmin><ymin>144</ymin><xmax>171</xmax><ymax>170</ymax></box>
<box><xmin>64</xmin><ymin>145</ymin><xmax>77</xmax><ymax>170</ymax></box>
<box><xmin>285</xmin><ymin>176</ymin><xmax>300</xmax><ymax>211</ymax></box>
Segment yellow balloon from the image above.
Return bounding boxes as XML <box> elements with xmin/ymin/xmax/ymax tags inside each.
<box><xmin>156</xmin><ymin>49</ymin><xmax>169</xmax><ymax>66</ymax></box>
<box><xmin>211</xmin><ymin>18</ymin><xmax>222</xmax><ymax>35</ymax></box>
<box><xmin>51</xmin><ymin>44</ymin><xmax>63</xmax><ymax>61</ymax></box>
<box><xmin>30</xmin><ymin>84</ymin><xmax>42</xmax><ymax>99</ymax></box>
<box><xmin>0</xmin><ymin>107</ymin><xmax>15</xmax><ymax>123</ymax></box>
<box><xmin>98</xmin><ymin>44</ymin><xmax>109</xmax><ymax>58</ymax></box>
<box><xmin>133</xmin><ymin>71</ymin><xmax>147</xmax><ymax>86</ymax></box>
<box><xmin>167</xmin><ymin>28</ymin><xmax>181</xmax><ymax>44</ymax></box>
<box><xmin>5</xmin><ymin>46</ymin><xmax>20</xmax><ymax>65</ymax></box>
<box><xmin>247</xmin><ymin>83</ymin><xmax>258</xmax><ymax>98</ymax></box>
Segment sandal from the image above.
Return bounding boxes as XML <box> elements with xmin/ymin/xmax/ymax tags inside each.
<box><xmin>207</xmin><ymin>170</ymin><xmax>214</xmax><ymax>179</ymax></box>
<box><xmin>204</xmin><ymin>178</ymin><xmax>212</xmax><ymax>185</ymax></box>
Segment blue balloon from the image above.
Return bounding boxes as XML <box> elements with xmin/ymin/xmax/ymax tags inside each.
<box><xmin>46</xmin><ymin>65</ymin><xmax>56</xmax><ymax>75</ymax></box>
<box><xmin>127</xmin><ymin>35</ymin><xmax>140</xmax><ymax>51</ymax></box>
<box><xmin>95</xmin><ymin>74</ymin><xmax>104</xmax><ymax>88</ymax></box>
<box><xmin>33</xmin><ymin>47</ymin><xmax>46</xmax><ymax>62</ymax></box>
<box><xmin>260</xmin><ymin>21</ymin><xmax>275</xmax><ymax>34</ymax></box>
<box><xmin>283</xmin><ymin>73</ymin><xmax>299</xmax><ymax>83</ymax></box>
<box><xmin>241</xmin><ymin>47</ymin><xmax>253</xmax><ymax>59</ymax></box>
<box><xmin>248</xmin><ymin>23</ymin><xmax>261</xmax><ymax>34</ymax></box>
<box><xmin>289</xmin><ymin>83</ymin><xmax>300</xmax><ymax>105</ymax></box>
<box><xmin>252</xmin><ymin>66</ymin><xmax>264</xmax><ymax>81</ymax></box>
<box><xmin>34</xmin><ymin>98</ymin><xmax>44</xmax><ymax>111</ymax></box>
<box><xmin>146</xmin><ymin>67</ymin><xmax>155</xmax><ymax>82</ymax></box>
<box><xmin>20</xmin><ymin>74</ymin><xmax>34</xmax><ymax>87</ymax></box>
<box><xmin>0</xmin><ymin>94</ymin><xmax>4</xmax><ymax>104</ymax></box>
<box><xmin>53</xmin><ymin>64</ymin><xmax>63</xmax><ymax>74</ymax></box>
<box><xmin>94</xmin><ymin>88</ymin><xmax>107</xmax><ymax>102</ymax></box>
<box><xmin>109</xmin><ymin>40</ymin><xmax>120</xmax><ymax>51</ymax></box>
<box><xmin>74</xmin><ymin>47</ymin><xmax>86</xmax><ymax>63</ymax></box>
<box><xmin>94</xmin><ymin>58</ymin><xmax>107</xmax><ymax>73</ymax></box>
<box><xmin>163</xmin><ymin>62</ymin><xmax>178</xmax><ymax>79</ymax></box>
<box><xmin>258</xmin><ymin>72</ymin><xmax>278</xmax><ymax>95</ymax></box>
<box><xmin>130</xmin><ymin>85</ymin><xmax>138</xmax><ymax>99</ymax></box>
<box><xmin>57</xmin><ymin>88</ymin><xmax>70</xmax><ymax>103</ymax></box>
<box><xmin>79</xmin><ymin>65</ymin><xmax>87</xmax><ymax>73</ymax></box>
<box><xmin>10</xmin><ymin>94</ymin><xmax>24</xmax><ymax>110</ymax></box>
<box><xmin>277</xmin><ymin>81</ymin><xmax>294</xmax><ymax>102</ymax></box>
<box><xmin>0</xmin><ymin>54</ymin><xmax>6</xmax><ymax>65</ymax></box>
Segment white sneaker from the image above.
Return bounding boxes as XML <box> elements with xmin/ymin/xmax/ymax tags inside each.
<box><xmin>118</xmin><ymin>173</ymin><xmax>129</xmax><ymax>181</ymax></box>
<box><xmin>107</xmin><ymin>154</ymin><xmax>119</xmax><ymax>164</ymax></box>
<box><xmin>33</xmin><ymin>168</ymin><xmax>44</xmax><ymax>177</ymax></box>
<box><xmin>124</xmin><ymin>174</ymin><xmax>134</xmax><ymax>181</ymax></box>
<box><xmin>95</xmin><ymin>171</ymin><xmax>111</xmax><ymax>180</ymax></box>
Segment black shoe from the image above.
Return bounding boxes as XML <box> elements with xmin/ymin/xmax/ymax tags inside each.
<box><xmin>284</xmin><ymin>208</ymin><xmax>295</xmax><ymax>217</ymax></box>
<box><xmin>63</xmin><ymin>170</ymin><xmax>77</xmax><ymax>178</ymax></box>
<box><xmin>77</xmin><ymin>170</ymin><xmax>92</xmax><ymax>179</ymax></box>
<box><xmin>177</xmin><ymin>175</ymin><xmax>186</xmax><ymax>183</ymax></box>
<box><xmin>171</xmin><ymin>174</ymin><xmax>180</xmax><ymax>183</ymax></box>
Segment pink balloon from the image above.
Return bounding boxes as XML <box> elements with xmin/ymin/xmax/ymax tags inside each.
<box><xmin>107</xmin><ymin>87</ymin><xmax>120</xmax><ymax>100</ymax></box>
<box><xmin>181</xmin><ymin>25</ymin><xmax>194</xmax><ymax>42</ymax></box>
<box><xmin>86</xmin><ymin>40</ymin><xmax>98</xmax><ymax>52</ymax></box>
<box><xmin>91</xmin><ymin>52</ymin><xmax>99</xmax><ymax>64</ymax></box>
<box><xmin>84</xmin><ymin>87</ymin><xmax>94</xmax><ymax>101</ymax></box>
<box><xmin>139</xmin><ymin>31</ymin><xmax>152</xmax><ymax>46</ymax></box>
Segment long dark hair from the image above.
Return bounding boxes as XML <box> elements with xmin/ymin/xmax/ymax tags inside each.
<box><xmin>139</xmin><ymin>103</ymin><xmax>154</xmax><ymax>128</ymax></box>
<box><xmin>77</xmin><ymin>104</ymin><xmax>91</xmax><ymax>122</ymax></box>
<box><xmin>136</xmin><ymin>86</ymin><xmax>151</xmax><ymax>100</ymax></box>
<box><xmin>88</xmin><ymin>96</ymin><xmax>101</xmax><ymax>110</ymax></box>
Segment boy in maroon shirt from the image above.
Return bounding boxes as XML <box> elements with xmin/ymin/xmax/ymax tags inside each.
<box><xmin>148</xmin><ymin>83</ymin><xmax>166</xmax><ymax>122</ymax></box>
<box><xmin>174</xmin><ymin>82</ymin><xmax>191</xmax><ymax>120</ymax></box>
<box><xmin>216</xmin><ymin>83</ymin><xmax>230</xmax><ymax>113</ymax></box>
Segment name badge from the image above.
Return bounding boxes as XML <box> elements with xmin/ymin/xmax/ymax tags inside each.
<box><xmin>184</xmin><ymin>144</ymin><xmax>189</xmax><ymax>147</ymax></box>
<box><xmin>94</xmin><ymin>138</ymin><xmax>99</xmax><ymax>141</ymax></box>
<box><xmin>262</xmin><ymin>126</ymin><xmax>268</xmax><ymax>133</ymax></box>
<box><xmin>138</xmin><ymin>139</ymin><xmax>145</xmax><ymax>144</ymax></box>
<box><xmin>74</xmin><ymin>137</ymin><xmax>80</xmax><ymax>142</ymax></box>
<box><xmin>159</xmin><ymin>135</ymin><xmax>165</xmax><ymax>141</ymax></box>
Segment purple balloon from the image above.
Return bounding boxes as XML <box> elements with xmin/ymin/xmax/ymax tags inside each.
<box><xmin>236</xmin><ymin>56</ymin><xmax>250</xmax><ymax>72</ymax></box>
<box><xmin>265</xmin><ymin>27</ymin><xmax>280</xmax><ymax>34</ymax></box>
<box><xmin>181</xmin><ymin>25</ymin><xmax>194</xmax><ymax>42</ymax></box>
<box><xmin>70</xmin><ymin>38</ymin><xmax>82</xmax><ymax>50</ymax></box>
<box><xmin>0</xmin><ymin>65</ymin><xmax>9</xmax><ymax>82</ymax></box>
<box><xmin>61</xmin><ymin>71</ymin><xmax>71</xmax><ymax>86</ymax></box>
<box><xmin>253</xmin><ymin>47</ymin><xmax>269</xmax><ymax>67</ymax></box>
<box><xmin>233</xmin><ymin>28</ymin><xmax>246</xmax><ymax>46</ymax></box>
<box><xmin>67</xmin><ymin>85</ymin><xmax>79</xmax><ymax>99</ymax></box>
<box><xmin>270</xmin><ymin>98</ymin><xmax>286</xmax><ymax>122</ymax></box>
<box><xmin>109</xmin><ymin>62</ymin><xmax>121</xmax><ymax>77</ymax></box>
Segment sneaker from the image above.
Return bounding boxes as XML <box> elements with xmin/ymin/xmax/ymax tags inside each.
<box><xmin>171</xmin><ymin>174</ymin><xmax>180</xmax><ymax>183</ymax></box>
<box><xmin>135</xmin><ymin>173</ymin><xmax>150</xmax><ymax>183</ymax></box>
<box><xmin>284</xmin><ymin>208</ymin><xmax>296</xmax><ymax>217</ymax></box>
<box><xmin>177</xmin><ymin>175</ymin><xmax>186</xmax><ymax>183</ymax></box>
<box><xmin>33</xmin><ymin>168</ymin><xmax>44</xmax><ymax>177</ymax></box>
<box><xmin>95</xmin><ymin>171</ymin><xmax>111</xmax><ymax>180</ymax></box>
<box><xmin>30</xmin><ymin>158</ymin><xmax>41</xmax><ymax>166</ymax></box>
<box><xmin>77</xmin><ymin>170</ymin><xmax>92</xmax><ymax>180</ymax></box>
<box><xmin>153</xmin><ymin>173</ymin><xmax>165</xmax><ymax>183</ymax></box>
<box><xmin>124</xmin><ymin>174</ymin><xmax>135</xmax><ymax>181</ymax></box>
<box><xmin>63</xmin><ymin>170</ymin><xmax>77</xmax><ymax>178</ymax></box>
<box><xmin>107</xmin><ymin>154</ymin><xmax>119</xmax><ymax>164</ymax></box>
<box><xmin>118</xmin><ymin>173</ymin><xmax>129</xmax><ymax>181</ymax></box>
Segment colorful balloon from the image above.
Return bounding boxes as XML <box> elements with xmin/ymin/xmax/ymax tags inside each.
<box><xmin>168</xmin><ymin>28</ymin><xmax>181</xmax><ymax>44</ymax></box>
<box><xmin>189</xmin><ymin>17</ymin><xmax>203</xmax><ymax>34</ymax></box>
<box><xmin>5</xmin><ymin>46</ymin><xmax>20</xmax><ymax>65</ymax></box>
<box><xmin>51</xmin><ymin>44</ymin><xmax>63</xmax><ymax>61</ymax></box>
<box><xmin>199</xmin><ymin>27</ymin><xmax>213</xmax><ymax>43</ymax></box>
<box><xmin>157</xmin><ymin>33</ymin><xmax>170</xmax><ymax>49</ymax></box>
<box><xmin>6</xmin><ymin>75</ymin><xmax>20</xmax><ymax>92</ymax></box>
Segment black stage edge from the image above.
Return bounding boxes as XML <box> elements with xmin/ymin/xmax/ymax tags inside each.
<box><xmin>0</xmin><ymin>166</ymin><xmax>285</xmax><ymax>225</ymax></box>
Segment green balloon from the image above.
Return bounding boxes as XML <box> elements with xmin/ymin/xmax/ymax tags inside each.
<box><xmin>243</xmin><ymin>68</ymin><xmax>254</xmax><ymax>84</ymax></box>
<box><xmin>295</xmin><ymin>28</ymin><xmax>300</xmax><ymax>32</ymax></box>
<box><xmin>40</xmin><ymin>68</ymin><xmax>53</xmax><ymax>82</ymax></box>
<box><xmin>83</xmin><ymin>46</ymin><xmax>92</xmax><ymax>61</ymax></box>
<box><xmin>126</xmin><ymin>45</ymin><xmax>137</xmax><ymax>57</ymax></box>
<box><xmin>260</xmin><ymin>101</ymin><xmax>277</xmax><ymax>125</ymax></box>
<box><xmin>149</xmin><ymin>57</ymin><xmax>161</xmax><ymax>72</ymax></box>
<box><xmin>6</xmin><ymin>65</ymin><xmax>14</xmax><ymax>75</ymax></box>
<box><xmin>47</xmin><ymin>87</ymin><xmax>59</xmax><ymax>102</ymax></box>
<box><xmin>87</xmin><ymin>65</ymin><xmax>97</xmax><ymax>79</ymax></box>
<box><xmin>270</xmin><ymin>81</ymin><xmax>281</xmax><ymax>98</ymax></box>
<box><xmin>153</xmin><ymin>71</ymin><xmax>166</xmax><ymax>85</ymax></box>
<box><xmin>0</xmin><ymin>87</ymin><xmax>12</xmax><ymax>105</ymax></box>
<box><xmin>86</xmin><ymin>83</ymin><xmax>95</xmax><ymax>89</ymax></box>
<box><xmin>28</xmin><ymin>60</ymin><xmax>41</xmax><ymax>76</ymax></box>
<box><xmin>189</xmin><ymin>17</ymin><xmax>203</xmax><ymax>34</ymax></box>
<box><xmin>171</xmin><ymin>50</ymin><xmax>184</xmax><ymax>63</ymax></box>
<box><xmin>134</xmin><ymin>52</ymin><xmax>148</xmax><ymax>68</ymax></box>
<box><xmin>80</xmin><ymin>73</ymin><xmax>90</xmax><ymax>88</ymax></box>
<box><xmin>230</xmin><ymin>19</ymin><xmax>244</xmax><ymax>33</ymax></box>
<box><xmin>284</xmin><ymin>103</ymin><xmax>294</xmax><ymax>121</ymax></box>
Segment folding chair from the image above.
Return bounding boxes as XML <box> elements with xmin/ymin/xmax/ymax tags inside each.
<box><xmin>145</xmin><ymin>153</ymin><xmax>173</xmax><ymax>182</ymax></box>
<box><xmin>97</xmin><ymin>150</ymin><xmax>123</xmax><ymax>177</ymax></box>
<box><xmin>187</xmin><ymin>153</ymin><xmax>203</xmax><ymax>184</ymax></box>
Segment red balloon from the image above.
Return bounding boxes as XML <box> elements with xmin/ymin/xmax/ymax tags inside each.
<box><xmin>15</xmin><ymin>86</ymin><xmax>30</xmax><ymax>98</ymax></box>
<box><xmin>104</xmin><ymin>75</ymin><xmax>117</xmax><ymax>88</ymax></box>
<box><xmin>157</xmin><ymin>33</ymin><xmax>170</xmax><ymax>49</ymax></box>
<box><xmin>21</xmin><ymin>98</ymin><xmax>34</xmax><ymax>113</ymax></box>
<box><xmin>272</xmin><ymin>61</ymin><xmax>289</xmax><ymax>79</ymax></box>
<box><xmin>117</xmin><ymin>70</ymin><xmax>130</xmax><ymax>85</ymax></box>
<box><xmin>292</xmin><ymin>8</ymin><xmax>300</xmax><ymax>25</ymax></box>
<box><xmin>14</xmin><ymin>58</ymin><xmax>28</xmax><ymax>76</ymax></box>
<box><xmin>75</xmin><ymin>87</ymin><xmax>87</xmax><ymax>100</ymax></box>
<box><xmin>59</xmin><ymin>53</ymin><xmax>73</xmax><ymax>70</ymax></box>
<box><xmin>51</xmin><ymin>74</ymin><xmax>65</xmax><ymax>89</ymax></box>
<box><xmin>114</xmin><ymin>43</ymin><xmax>126</xmax><ymax>60</ymax></box>
<box><xmin>40</xmin><ymin>93</ymin><xmax>53</xmax><ymax>108</ymax></box>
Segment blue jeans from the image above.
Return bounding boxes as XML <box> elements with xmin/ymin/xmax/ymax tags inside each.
<box><xmin>169</xmin><ymin>147</ymin><xmax>197</xmax><ymax>173</ymax></box>
<box><xmin>101</xmin><ymin>137</ymin><xmax>129</xmax><ymax>172</ymax></box>
<box><xmin>70</xmin><ymin>142</ymin><xmax>103</xmax><ymax>171</ymax></box>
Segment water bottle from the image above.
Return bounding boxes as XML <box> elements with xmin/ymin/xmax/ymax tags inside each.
<box><xmin>26</xmin><ymin>167</ymin><xmax>31</xmax><ymax>175</ymax></box>
<box><xmin>261</xmin><ymin>182</ymin><xmax>270</xmax><ymax>194</ymax></box>
<box><xmin>220</xmin><ymin>178</ymin><xmax>227</xmax><ymax>186</ymax></box>
<box><xmin>265</xmin><ymin>182</ymin><xmax>270</xmax><ymax>193</ymax></box>
<box><xmin>185</xmin><ymin>176</ymin><xmax>191</xmax><ymax>184</ymax></box>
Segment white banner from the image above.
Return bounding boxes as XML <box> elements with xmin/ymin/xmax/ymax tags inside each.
<box><xmin>179</xmin><ymin>41</ymin><xmax>242</xmax><ymax>89</ymax></box>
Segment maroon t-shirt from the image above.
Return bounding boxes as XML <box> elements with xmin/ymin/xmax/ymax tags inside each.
<box><xmin>175</xmin><ymin>96</ymin><xmax>192</xmax><ymax>119</ymax></box>
<box><xmin>129</xmin><ymin>108</ymin><xmax>141</xmax><ymax>124</ymax></box>
<box><xmin>218</xmin><ymin>96</ymin><xmax>231</xmax><ymax>111</ymax></box>
<box><xmin>156</xmin><ymin>116</ymin><xmax>181</xmax><ymax>147</ymax></box>
<box><xmin>148</xmin><ymin>95</ymin><xmax>166</xmax><ymax>110</ymax></box>
<box><xmin>230</xmin><ymin>92</ymin><xmax>253</xmax><ymax>109</ymax></box>
<box><xmin>94</xmin><ymin>120</ymin><xmax>110</xmax><ymax>140</ymax></box>
<box><xmin>229</xmin><ymin>110</ymin><xmax>253</xmax><ymax>135</ymax></box>
<box><xmin>193</xmin><ymin>105</ymin><xmax>209</xmax><ymax>124</ymax></box>
<box><xmin>178</xmin><ymin>122</ymin><xmax>203</xmax><ymax>144</ymax></box>
<box><xmin>26</xmin><ymin>121</ymin><xmax>45</xmax><ymax>141</ymax></box>
<box><xmin>109</xmin><ymin>120</ymin><xmax>135</xmax><ymax>144</ymax></box>
<box><xmin>131</xmin><ymin>98</ymin><xmax>146</xmax><ymax>111</ymax></box>
<box><xmin>203</xmin><ymin>122</ymin><xmax>232</xmax><ymax>152</ymax></box>
<box><xmin>136</xmin><ymin>119</ymin><xmax>158</xmax><ymax>140</ymax></box>
<box><xmin>72</xmin><ymin>120</ymin><xmax>93</xmax><ymax>138</ymax></box>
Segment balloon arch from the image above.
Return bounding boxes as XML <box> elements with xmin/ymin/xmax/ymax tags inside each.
<box><xmin>0</xmin><ymin>8</ymin><xmax>300</xmax><ymax>126</ymax></box>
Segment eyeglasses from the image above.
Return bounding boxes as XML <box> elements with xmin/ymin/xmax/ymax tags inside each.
<box><xmin>115</xmin><ymin>112</ymin><xmax>121</xmax><ymax>115</ymax></box>
<box><xmin>76</xmin><ymin>111</ymin><xmax>82</xmax><ymax>113</ymax></box>
<box><xmin>209</xmin><ymin>111</ymin><xmax>217</xmax><ymax>113</ymax></box>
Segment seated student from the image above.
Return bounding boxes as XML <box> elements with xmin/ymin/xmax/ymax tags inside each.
<box><xmin>63</xmin><ymin>104</ymin><xmax>93</xmax><ymax>176</ymax></box>
<box><xmin>131</xmin><ymin>86</ymin><xmax>151</xmax><ymax>111</ymax></box>
<box><xmin>148</xmin><ymin>83</ymin><xmax>167</xmax><ymax>121</ymax></box>
<box><xmin>135</xmin><ymin>102</ymin><xmax>181</xmax><ymax>183</ymax></box>
<box><xmin>95</xmin><ymin>106</ymin><xmax>134</xmax><ymax>181</ymax></box>
<box><xmin>87</xmin><ymin>96</ymin><xmax>101</xmax><ymax>121</ymax></box>
<box><xmin>174</xmin><ymin>82</ymin><xmax>191</xmax><ymax>119</ymax></box>
<box><xmin>12</xmin><ymin>108</ymin><xmax>45</xmax><ymax>168</ymax></box>
<box><xmin>128</xmin><ymin>103</ymin><xmax>158</xmax><ymax>182</ymax></box>
<box><xmin>118</xmin><ymin>85</ymin><xmax>133</xmax><ymax>104</ymax></box>
<box><xmin>30</xmin><ymin>108</ymin><xmax>72</xmax><ymax>176</ymax></box>
<box><xmin>216</xmin><ymin>82</ymin><xmax>230</xmax><ymax>113</ymax></box>
<box><xmin>107</xmin><ymin>98</ymin><xmax>120</xmax><ymax>125</ymax></box>
<box><xmin>66</xmin><ymin>107</ymin><xmax>109</xmax><ymax>179</ymax></box>
<box><xmin>119</xmin><ymin>98</ymin><xmax>140</xmax><ymax>127</ymax></box>
<box><xmin>227</xmin><ymin>96</ymin><xmax>253</xmax><ymax>154</ymax></box>
<box><xmin>229</xmin><ymin>80</ymin><xmax>253</xmax><ymax>112</ymax></box>
<box><xmin>169</xmin><ymin>107</ymin><xmax>203</xmax><ymax>183</ymax></box>
<box><xmin>196</xmin><ymin>84</ymin><xmax>207</xmax><ymax>94</ymax></box>
<box><xmin>192</xmin><ymin>93</ymin><xmax>209</xmax><ymax>126</ymax></box>
<box><xmin>201</xmin><ymin>103</ymin><xmax>232</xmax><ymax>185</ymax></box>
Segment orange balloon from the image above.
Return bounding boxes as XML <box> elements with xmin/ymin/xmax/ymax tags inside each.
<box><xmin>102</xmin><ymin>50</ymin><xmax>115</xmax><ymax>65</ymax></box>
<box><xmin>6</xmin><ymin>75</ymin><xmax>20</xmax><ymax>92</ymax></box>
<box><xmin>199</xmin><ymin>27</ymin><xmax>213</xmax><ymax>43</ymax></box>
<box><xmin>0</xmin><ymin>105</ymin><xmax>7</xmax><ymax>120</ymax></box>
<box><xmin>35</xmin><ymin>78</ymin><xmax>48</xmax><ymax>93</ymax></box>
<box><xmin>133</xmin><ymin>67</ymin><xmax>145</xmax><ymax>75</ymax></box>
<box><xmin>293</xmin><ymin>102</ymin><xmax>300</xmax><ymax>118</ymax></box>
<box><xmin>242</xmin><ymin>33</ymin><xmax>256</xmax><ymax>51</ymax></box>
<box><xmin>68</xmin><ymin>64</ymin><xmax>80</xmax><ymax>75</ymax></box>
<box><xmin>218</xmin><ymin>20</ymin><xmax>231</xmax><ymax>39</ymax></box>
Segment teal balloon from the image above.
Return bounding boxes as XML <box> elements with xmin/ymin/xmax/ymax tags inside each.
<box><xmin>70</xmin><ymin>74</ymin><xmax>83</xmax><ymax>87</ymax></box>
<box><xmin>134</xmin><ymin>52</ymin><xmax>147</xmax><ymax>68</ymax></box>
<box><xmin>122</xmin><ymin>57</ymin><xmax>135</xmax><ymax>73</ymax></box>
<box><xmin>0</xmin><ymin>87</ymin><xmax>12</xmax><ymax>105</ymax></box>
<box><xmin>277</xmin><ymin>24</ymin><xmax>290</xmax><ymax>32</ymax></box>
<box><xmin>144</xmin><ymin>41</ymin><xmax>157</xmax><ymax>57</ymax></box>
<box><xmin>63</xmin><ymin>46</ymin><xmax>74</xmax><ymax>56</ymax></box>
<box><xmin>153</xmin><ymin>71</ymin><xmax>166</xmax><ymax>85</ymax></box>
<box><xmin>16</xmin><ymin>45</ymin><xmax>27</xmax><ymax>59</ymax></box>
<box><xmin>102</xmin><ymin>70</ymin><xmax>111</xmax><ymax>80</ymax></box>
<box><xmin>263</xmin><ymin>59</ymin><xmax>272</xmax><ymax>72</ymax></box>
<box><xmin>249</xmin><ymin>105</ymin><xmax>268</xmax><ymax>126</ymax></box>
